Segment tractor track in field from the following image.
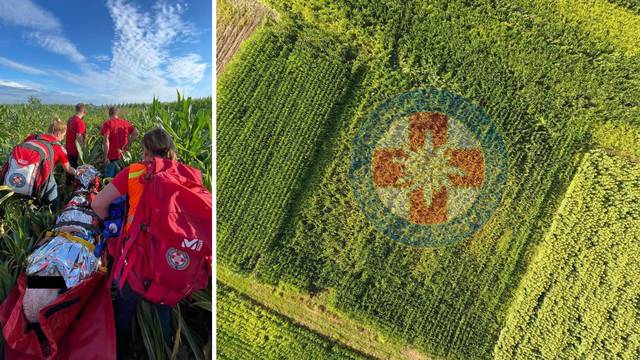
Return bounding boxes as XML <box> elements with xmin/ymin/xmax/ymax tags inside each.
<box><xmin>216</xmin><ymin>0</ymin><xmax>276</xmax><ymax>75</ymax></box>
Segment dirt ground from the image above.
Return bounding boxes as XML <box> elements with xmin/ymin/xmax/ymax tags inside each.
<box><xmin>216</xmin><ymin>0</ymin><xmax>275</xmax><ymax>75</ymax></box>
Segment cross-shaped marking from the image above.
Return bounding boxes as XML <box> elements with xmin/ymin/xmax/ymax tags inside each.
<box><xmin>372</xmin><ymin>112</ymin><xmax>485</xmax><ymax>224</ymax></box>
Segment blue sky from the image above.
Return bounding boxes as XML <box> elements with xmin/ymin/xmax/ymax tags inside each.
<box><xmin>0</xmin><ymin>0</ymin><xmax>212</xmax><ymax>104</ymax></box>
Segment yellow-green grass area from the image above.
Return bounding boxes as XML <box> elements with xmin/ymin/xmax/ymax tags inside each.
<box><xmin>494</xmin><ymin>149</ymin><xmax>640</xmax><ymax>359</ymax></box>
<box><xmin>218</xmin><ymin>264</ymin><xmax>435</xmax><ymax>360</ymax></box>
<box><xmin>593</xmin><ymin>122</ymin><xmax>640</xmax><ymax>159</ymax></box>
<box><xmin>540</xmin><ymin>0</ymin><xmax>640</xmax><ymax>57</ymax></box>
<box><xmin>217</xmin><ymin>283</ymin><xmax>368</xmax><ymax>360</ymax></box>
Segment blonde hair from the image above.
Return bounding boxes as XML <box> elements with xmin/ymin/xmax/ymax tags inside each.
<box><xmin>48</xmin><ymin>116</ymin><xmax>66</xmax><ymax>135</ymax></box>
<box><xmin>142</xmin><ymin>128</ymin><xmax>177</xmax><ymax>161</ymax></box>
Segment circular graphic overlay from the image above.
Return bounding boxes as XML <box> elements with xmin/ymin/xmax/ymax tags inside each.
<box><xmin>349</xmin><ymin>88</ymin><xmax>508</xmax><ymax>247</ymax></box>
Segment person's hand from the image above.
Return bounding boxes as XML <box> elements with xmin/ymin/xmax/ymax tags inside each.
<box><xmin>104</xmin><ymin>157</ymin><xmax>109</xmax><ymax>165</ymax></box>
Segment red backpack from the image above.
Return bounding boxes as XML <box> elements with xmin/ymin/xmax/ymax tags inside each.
<box><xmin>0</xmin><ymin>272</ymin><xmax>116</xmax><ymax>360</ymax></box>
<box><xmin>1</xmin><ymin>134</ymin><xmax>58</xmax><ymax>199</ymax></box>
<box><xmin>111</xmin><ymin>158</ymin><xmax>212</xmax><ymax>306</ymax></box>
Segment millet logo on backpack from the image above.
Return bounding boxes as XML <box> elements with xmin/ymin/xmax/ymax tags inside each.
<box><xmin>181</xmin><ymin>238</ymin><xmax>203</xmax><ymax>251</ymax></box>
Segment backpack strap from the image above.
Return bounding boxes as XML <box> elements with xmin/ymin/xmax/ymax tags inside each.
<box><xmin>26</xmin><ymin>140</ymin><xmax>55</xmax><ymax>170</ymax></box>
<box><xmin>20</xmin><ymin>141</ymin><xmax>48</xmax><ymax>163</ymax></box>
<box><xmin>34</xmin><ymin>133</ymin><xmax>61</xmax><ymax>154</ymax></box>
<box><xmin>112</xmin><ymin>162</ymin><xmax>155</xmax><ymax>289</ymax></box>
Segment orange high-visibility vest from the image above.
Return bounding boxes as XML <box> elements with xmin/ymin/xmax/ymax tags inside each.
<box><xmin>125</xmin><ymin>163</ymin><xmax>146</xmax><ymax>232</ymax></box>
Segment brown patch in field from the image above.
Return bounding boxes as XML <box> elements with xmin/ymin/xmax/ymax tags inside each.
<box><xmin>403</xmin><ymin>348</ymin><xmax>435</xmax><ymax>360</ymax></box>
<box><xmin>409</xmin><ymin>187</ymin><xmax>447</xmax><ymax>224</ymax></box>
<box><xmin>409</xmin><ymin>112</ymin><xmax>448</xmax><ymax>151</ymax></box>
<box><xmin>373</xmin><ymin>148</ymin><xmax>409</xmax><ymax>187</ymax></box>
<box><xmin>447</xmin><ymin>148</ymin><xmax>485</xmax><ymax>187</ymax></box>
<box><xmin>216</xmin><ymin>0</ymin><xmax>275</xmax><ymax>74</ymax></box>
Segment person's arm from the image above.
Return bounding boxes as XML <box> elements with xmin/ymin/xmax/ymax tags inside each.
<box><xmin>127</xmin><ymin>127</ymin><xmax>138</xmax><ymax>150</ymax></box>
<box><xmin>91</xmin><ymin>183</ymin><xmax>121</xmax><ymax>219</ymax></box>
<box><xmin>61</xmin><ymin>161</ymin><xmax>77</xmax><ymax>176</ymax></box>
<box><xmin>101</xmin><ymin>123</ymin><xmax>110</xmax><ymax>164</ymax></box>
<box><xmin>103</xmin><ymin>136</ymin><xmax>110</xmax><ymax>164</ymax></box>
<box><xmin>78</xmin><ymin>121</ymin><xmax>86</xmax><ymax>146</ymax></box>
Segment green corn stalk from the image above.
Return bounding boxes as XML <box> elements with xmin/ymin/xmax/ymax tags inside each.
<box><xmin>75</xmin><ymin>138</ymin><xmax>85</xmax><ymax>165</ymax></box>
<box><xmin>136</xmin><ymin>301</ymin><xmax>168</xmax><ymax>360</ymax></box>
<box><xmin>175</xmin><ymin>305</ymin><xmax>206</xmax><ymax>360</ymax></box>
<box><xmin>0</xmin><ymin>186</ymin><xmax>15</xmax><ymax>206</ymax></box>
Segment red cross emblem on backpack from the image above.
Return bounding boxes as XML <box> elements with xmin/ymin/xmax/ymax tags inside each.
<box><xmin>166</xmin><ymin>248</ymin><xmax>190</xmax><ymax>270</ymax></box>
<box><xmin>9</xmin><ymin>173</ymin><xmax>26</xmax><ymax>188</ymax></box>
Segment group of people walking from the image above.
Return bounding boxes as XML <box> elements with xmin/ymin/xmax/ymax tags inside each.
<box><xmin>2</xmin><ymin>103</ymin><xmax>138</xmax><ymax>210</ymax></box>
<box><xmin>0</xmin><ymin>103</ymin><xmax>212</xmax><ymax>358</ymax></box>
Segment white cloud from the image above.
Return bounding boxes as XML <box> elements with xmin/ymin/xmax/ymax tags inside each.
<box><xmin>0</xmin><ymin>79</ymin><xmax>39</xmax><ymax>103</ymax></box>
<box><xmin>0</xmin><ymin>0</ymin><xmax>60</xmax><ymax>30</ymax></box>
<box><xmin>0</xmin><ymin>80</ymin><xmax>35</xmax><ymax>90</ymax></box>
<box><xmin>0</xmin><ymin>0</ymin><xmax>209</xmax><ymax>104</ymax></box>
<box><xmin>57</xmin><ymin>0</ymin><xmax>209</xmax><ymax>103</ymax></box>
<box><xmin>27</xmin><ymin>32</ymin><xmax>86</xmax><ymax>63</ymax></box>
<box><xmin>0</xmin><ymin>0</ymin><xmax>85</xmax><ymax>64</ymax></box>
<box><xmin>0</xmin><ymin>57</ymin><xmax>48</xmax><ymax>75</ymax></box>
<box><xmin>166</xmin><ymin>54</ymin><xmax>207</xmax><ymax>84</ymax></box>
<box><xmin>93</xmin><ymin>55</ymin><xmax>110</xmax><ymax>62</ymax></box>
<box><xmin>0</xmin><ymin>79</ymin><xmax>110</xmax><ymax>104</ymax></box>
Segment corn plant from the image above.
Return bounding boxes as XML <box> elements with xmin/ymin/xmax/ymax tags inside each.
<box><xmin>139</xmin><ymin>93</ymin><xmax>212</xmax><ymax>190</ymax></box>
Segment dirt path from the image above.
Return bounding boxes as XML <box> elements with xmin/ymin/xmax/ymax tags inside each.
<box><xmin>217</xmin><ymin>265</ymin><xmax>436</xmax><ymax>360</ymax></box>
<box><xmin>216</xmin><ymin>0</ymin><xmax>275</xmax><ymax>75</ymax></box>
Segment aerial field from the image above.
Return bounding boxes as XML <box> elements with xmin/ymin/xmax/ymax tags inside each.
<box><xmin>217</xmin><ymin>0</ymin><xmax>640</xmax><ymax>359</ymax></box>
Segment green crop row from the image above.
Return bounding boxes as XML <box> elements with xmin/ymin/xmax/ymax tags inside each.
<box><xmin>216</xmin><ymin>23</ymin><xmax>354</xmax><ymax>270</ymax></box>
<box><xmin>216</xmin><ymin>0</ymin><xmax>640</xmax><ymax>358</ymax></box>
<box><xmin>608</xmin><ymin>0</ymin><xmax>640</xmax><ymax>13</ymax></box>
<box><xmin>494</xmin><ymin>150</ymin><xmax>640</xmax><ymax>359</ymax></box>
<box><xmin>217</xmin><ymin>283</ymin><xmax>367</xmax><ymax>360</ymax></box>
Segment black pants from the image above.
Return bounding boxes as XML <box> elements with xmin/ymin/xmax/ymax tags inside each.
<box><xmin>115</xmin><ymin>281</ymin><xmax>172</xmax><ymax>345</ymax></box>
<box><xmin>66</xmin><ymin>156</ymin><xmax>78</xmax><ymax>185</ymax></box>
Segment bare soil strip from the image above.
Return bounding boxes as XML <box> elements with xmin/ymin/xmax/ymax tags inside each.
<box><xmin>217</xmin><ymin>265</ymin><xmax>436</xmax><ymax>360</ymax></box>
<box><xmin>216</xmin><ymin>0</ymin><xmax>275</xmax><ymax>74</ymax></box>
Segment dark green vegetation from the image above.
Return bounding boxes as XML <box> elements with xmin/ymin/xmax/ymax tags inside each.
<box><xmin>217</xmin><ymin>24</ymin><xmax>354</xmax><ymax>270</ymax></box>
<box><xmin>609</xmin><ymin>0</ymin><xmax>640</xmax><ymax>14</ymax></box>
<box><xmin>0</xmin><ymin>95</ymin><xmax>212</xmax><ymax>360</ymax></box>
<box><xmin>217</xmin><ymin>284</ymin><xmax>368</xmax><ymax>360</ymax></box>
<box><xmin>217</xmin><ymin>0</ymin><xmax>640</xmax><ymax>358</ymax></box>
<box><xmin>495</xmin><ymin>150</ymin><xmax>640</xmax><ymax>359</ymax></box>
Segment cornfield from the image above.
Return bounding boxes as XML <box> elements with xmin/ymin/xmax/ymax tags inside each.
<box><xmin>217</xmin><ymin>0</ymin><xmax>640</xmax><ymax>358</ymax></box>
<box><xmin>217</xmin><ymin>284</ymin><xmax>366</xmax><ymax>360</ymax></box>
<box><xmin>0</xmin><ymin>93</ymin><xmax>212</xmax><ymax>359</ymax></box>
